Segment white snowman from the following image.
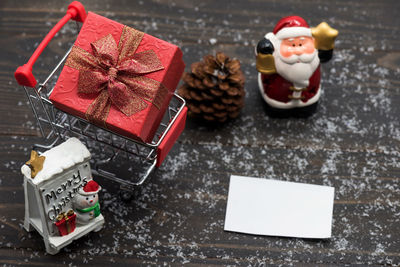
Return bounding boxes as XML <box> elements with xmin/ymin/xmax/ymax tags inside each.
<box><xmin>73</xmin><ymin>180</ymin><xmax>102</xmax><ymax>231</ymax></box>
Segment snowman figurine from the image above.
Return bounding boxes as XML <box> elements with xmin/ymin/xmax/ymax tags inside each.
<box><xmin>73</xmin><ymin>180</ymin><xmax>102</xmax><ymax>230</ymax></box>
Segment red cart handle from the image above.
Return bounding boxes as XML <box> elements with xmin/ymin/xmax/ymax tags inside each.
<box><xmin>14</xmin><ymin>1</ymin><xmax>86</xmax><ymax>87</ymax></box>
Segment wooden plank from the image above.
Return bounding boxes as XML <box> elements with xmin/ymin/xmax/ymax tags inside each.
<box><xmin>0</xmin><ymin>0</ymin><xmax>399</xmax><ymax>265</ymax></box>
<box><xmin>0</xmin><ymin>137</ymin><xmax>399</xmax><ymax>264</ymax></box>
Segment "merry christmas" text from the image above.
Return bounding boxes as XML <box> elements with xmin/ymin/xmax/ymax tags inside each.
<box><xmin>42</xmin><ymin>170</ymin><xmax>88</xmax><ymax>220</ymax></box>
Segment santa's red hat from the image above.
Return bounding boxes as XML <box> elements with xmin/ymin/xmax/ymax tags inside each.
<box><xmin>273</xmin><ymin>16</ymin><xmax>311</xmax><ymax>40</ymax></box>
<box><xmin>79</xmin><ymin>180</ymin><xmax>101</xmax><ymax>196</ymax></box>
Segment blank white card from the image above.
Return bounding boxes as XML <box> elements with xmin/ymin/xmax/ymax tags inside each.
<box><xmin>224</xmin><ymin>175</ymin><xmax>335</xmax><ymax>239</ymax></box>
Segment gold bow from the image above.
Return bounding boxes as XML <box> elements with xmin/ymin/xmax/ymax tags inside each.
<box><xmin>65</xmin><ymin>26</ymin><xmax>168</xmax><ymax>126</ymax></box>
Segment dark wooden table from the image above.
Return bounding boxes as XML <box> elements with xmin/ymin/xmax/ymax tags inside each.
<box><xmin>1</xmin><ymin>0</ymin><xmax>399</xmax><ymax>265</ymax></box>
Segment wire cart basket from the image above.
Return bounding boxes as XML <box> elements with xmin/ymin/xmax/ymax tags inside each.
<box><xmin>15</xmin><ymin>2</ymin><xmax>187</xmax><ymax>195</ymax></box>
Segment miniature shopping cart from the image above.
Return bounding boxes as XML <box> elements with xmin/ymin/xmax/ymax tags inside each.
<box><xmin>15</xmin><ymin>2</ymin><xmax>187</xmax><ymax>198</ymax></box>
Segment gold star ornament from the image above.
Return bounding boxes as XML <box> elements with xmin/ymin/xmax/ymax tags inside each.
<box><xmin>311</xmin><ymin>22</ymin><xmax>339</xmax><ymax>51</ymax></box>
<box><xmin>25</xmin><ymin>150</ymin><xmax>45</xmax><ymax>178</ymax></box>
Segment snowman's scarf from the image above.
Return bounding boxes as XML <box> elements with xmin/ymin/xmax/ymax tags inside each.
<box><xmin>76</xmin><ymin>201</ymin><xmax>100</xmax><ymax>217</ymax></box>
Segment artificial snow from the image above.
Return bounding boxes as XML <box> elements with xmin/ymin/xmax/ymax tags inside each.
<box><xmin>21</xmin><ymin>137</ymin><xmax>91</xmax><ymax>184</ymax></box>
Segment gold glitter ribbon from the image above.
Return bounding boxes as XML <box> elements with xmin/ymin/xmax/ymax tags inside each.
<box><xmin>65</xmin><ymin>26</ymin><xmax>167</xmax><ymax>126</ymax></box>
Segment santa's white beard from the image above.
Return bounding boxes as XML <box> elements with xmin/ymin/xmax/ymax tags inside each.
<box><xmin>274</xmin><ymin>49</ymin><xmax>319</xmax><ymax>88</ymax></box>
<box><xmin>265</xmin><ymin>32</ymin><xmax>320</xmax><ymax>89</ymax></box>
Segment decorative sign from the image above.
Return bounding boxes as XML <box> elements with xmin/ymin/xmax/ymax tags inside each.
<box><xmin>22</xmin><ymin>137</ymin><xmax>105</xmax><ymax>254</ymax></box>
<box><xmin>39</xmin><ymin>163</ymin><xmax>92</xmax><ymax>236</ymax></box>
<box><xmin>41</xmin><ymin>168</ymin><xmax>89</xmax><ymax>221</ymax></box>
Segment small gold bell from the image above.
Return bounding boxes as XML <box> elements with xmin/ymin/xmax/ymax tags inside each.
<box><xmin>256</xmin><ymin>53</ymin><xmax>276</xmax><ymax>75</ymax></box>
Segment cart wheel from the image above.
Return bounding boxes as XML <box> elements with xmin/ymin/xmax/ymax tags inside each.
<box><xmin>119</xmin><ymin>190</ymin><xmax>134</xmax><ymax>202</ymax></box>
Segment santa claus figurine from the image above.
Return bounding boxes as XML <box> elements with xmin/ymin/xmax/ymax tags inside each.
<box><xmin>256</xmin><ymin>16</ymin><xmax>338</xmax><ymax>117</ymax></box>
<box><xmin>73</xmin><ymin>180</ymin><xmax>102</xmax><ymax>229</ymax></box>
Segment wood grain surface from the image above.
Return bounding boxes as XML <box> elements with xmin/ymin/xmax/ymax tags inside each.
<box><xmin>1</xmin><ymin>0</ymin><xmax>399</xmax><ymax>265</ymax></box>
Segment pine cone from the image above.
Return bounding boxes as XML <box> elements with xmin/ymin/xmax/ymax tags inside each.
<box><xmin>178</xmin><ymin>52</ymin><xmax>245</xmax><ymax>123</ymax></box>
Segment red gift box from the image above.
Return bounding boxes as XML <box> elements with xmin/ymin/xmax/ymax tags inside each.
<box><xmin>55</xmin><ymin>215</ymin><xmax>68</xmax><ymax>236</ymax></box>
<box><xmin>50</xmin><ymin>12</ymin><xmax>185</xmax><ymax>142</ymax></box>
<box><xmin>54</xmin><ymin>210</ymin><xmax>76</xmax><ymax>236</ymax></box>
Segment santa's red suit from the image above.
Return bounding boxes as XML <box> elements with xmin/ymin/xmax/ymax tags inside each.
<box><xmin>258</xmin><ymin>66</ymin><xmax>321</xmax><ymax>109</ymax></box>
<box><xmin>257</xmin><ymin>16</ymin><xmax>322</xmax><ymax>109</ymax></box>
